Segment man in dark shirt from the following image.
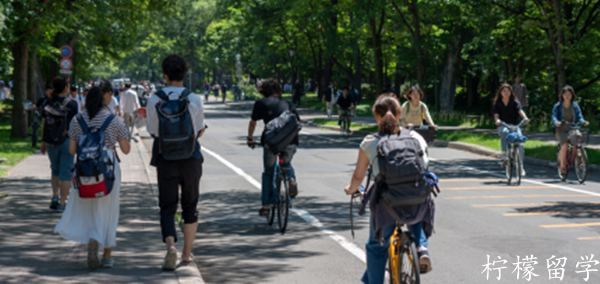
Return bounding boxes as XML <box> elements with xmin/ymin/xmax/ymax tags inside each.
<box><xmin>247</xmin><ymin>78</ymin><xmax>299</xmax><ymax>217</ymax></box>
<box><xmin>336</xmin><ymin>87</ymin><xmax>354</xmax><ymax>126</ymax></box>
<box><xmin>292</xmin><ymin>79</ymin><xmax>303</xmax><ymax>107</ymax></box>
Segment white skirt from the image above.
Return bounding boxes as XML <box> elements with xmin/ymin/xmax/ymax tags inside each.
<box><xmin>54</xmin><ymin>152</ymin><xmax>121</xmax><ymax>249</ymax></box>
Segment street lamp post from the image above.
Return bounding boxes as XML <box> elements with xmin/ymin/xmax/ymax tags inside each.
<box><xmin>214</xmin><ymin>57</ymin><xmax>219</xmax><ymax>84</ymax></box>
<box><xmin>235</xmin><ymin>54</ymin><xmax>242</xmax><ymax>84</ymax></box>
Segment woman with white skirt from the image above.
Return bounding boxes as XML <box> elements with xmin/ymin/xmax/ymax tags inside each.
<box><xmin>55</xmin><ymin>79</ymin><xmax>130</xmax><ymax>270</ymax></box>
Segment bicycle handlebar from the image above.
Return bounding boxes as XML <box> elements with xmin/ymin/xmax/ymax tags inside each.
<box><xmin>500</xmin><ymin>120</ymin><xmax>528</xmax><ymax>130</ymax></box>
<box><xmin>561</xmin><ymin>121</ymin><xmax>587</xmax><ymax>129</ymax></box>
<box><xmin>410</xmin><ymin>125</ymin><xmax>436</xmax><ymax>130</ymax></box>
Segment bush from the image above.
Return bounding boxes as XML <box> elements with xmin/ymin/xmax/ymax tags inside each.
<box><xmin>240</xmin><ymin>85</ymin><xmax>261</xmax><ymax>100</ymax></box>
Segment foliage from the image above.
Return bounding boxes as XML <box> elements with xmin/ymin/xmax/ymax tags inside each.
<box><xmin>0</xmin><ymin>121</ymin><xmax>36</xmax><ymax>177</ymax></box>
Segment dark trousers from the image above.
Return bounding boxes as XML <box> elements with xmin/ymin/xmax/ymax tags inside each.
<box><xmin>293</xmin><ymin>93</ymin><xmax>301</xmax><ymax>106</ymax></box>
<box><xmin>156</xmin><ymin>156</ymin><xmax>203</xmax><ymax>242</ymax></box>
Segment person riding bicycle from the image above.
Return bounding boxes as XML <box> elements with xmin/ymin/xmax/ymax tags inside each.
<box><xmin>552</xmin><ymin>85</ymin><xmax>589</xmax><ymax>177</ymax></box>
<box><xmin>400</xmin><ymin>85</ymin><xmax>437</xmax><ymax>129</ymax></box>
<box><xmin>344</xmin><ymin>93</ymin><xmax>434</xmax><ymax>283</ymax></box>
<box><xmin>493</xmin><ymin>83</ymin><xmax>530</xmax><ymax>175</ymax></box>
<box><xmin>247</xmin><ymin>78</ymin><xmax>299</xmax><ymax>217</ymax></box>
<box><xmin>336</xmin><ymin>87</ymin><xmax>354</xmax><ymax>127</ymax></box>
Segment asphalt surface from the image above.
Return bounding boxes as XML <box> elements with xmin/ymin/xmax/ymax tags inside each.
<box><xmin>143</xmin><ymin>98</ymin><xmax>600</xmax><ymax>284</ymax></box>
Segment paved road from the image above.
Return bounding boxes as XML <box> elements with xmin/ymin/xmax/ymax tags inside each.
<box><xmin>144</xmin><ymin>100</ymin><xmax>600</xmax><ymax>284</ymax></box>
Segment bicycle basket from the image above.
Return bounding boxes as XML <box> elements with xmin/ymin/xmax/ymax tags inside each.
<box><xmin>506</xmin><ymin>132</ymin><xmax>527</xmax><ymax>144</ymax></box>
<box><xmin>569</xmin><ymin>129</ymin><xmax>589</xmax><ymax>146</ymax></box>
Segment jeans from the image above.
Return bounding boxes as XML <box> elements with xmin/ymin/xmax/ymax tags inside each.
<box><xmin>261</xmin><ymin>144</ymin><xmax>296</xmax><ymax>206</ymax></box>
<box><xmin>497</xmin><ymin>126</ymin><xmax>524</xmax><ymax>164</ymax></box>
<box><xmin>47</xmin><ymin>139</ymin><xmax>75</xmax><ymax>181</ymax></box>
<box><xmin>361</xmin><ymin>221</ymin><xmax>428</xmax><ymax>284</ymax></box>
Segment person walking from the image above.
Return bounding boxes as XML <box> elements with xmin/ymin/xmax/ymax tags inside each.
<box><xmin>512</xmin><ymin>74</ymin><xmax>528</xmax><ymax>110</ymax></box>
<box><xmin>221</xmin><ymin>83</ymin><xmax>228</xmax><ymax>104</ymax></box>
<box><xmin>70</xmin><ymin>86</ymin><xmax>85</xmax><ymax>112</ymax></box>
<box><xmin>54</xmin><ymin>79</ymin><xmax>131</xmax><ymax>270</ymax></box>
<box><xmin>40</xmin><ymin>77</ymin><xmax>79</xmax><ymax>213</ymax></box>
<box><xmin>119</xmin><ymin>82</ymin><xmax>141</xmax><ymax>141</ymax></box>
<box><xmin>292</xmin><ymin>79</ymin><xmax>303</xmax><ymax>107</ymax></box>
<box><xmin>323</xmin><ymin>82</ymin><xmax>335</xmax><ymax>119</ymax></box>
<box><xmin>147</xmin><ymin>54</ymin><xmax>206</xmax><ymax>270</ymax></box>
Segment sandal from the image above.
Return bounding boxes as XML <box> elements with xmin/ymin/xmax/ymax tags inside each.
<box><xmin>258</xmin><ymin>207</ymin><xmax>270</xmax><ymax>216</ymax></box>
<box><xmin>181</xmin><ymin>254</ymin><xmax>194</xmax><ymax>264</ymax></box>
<box><xmin>162</xmin><ymin>247</ymin><xmax>177</xmax><ymax>271</ymax></box>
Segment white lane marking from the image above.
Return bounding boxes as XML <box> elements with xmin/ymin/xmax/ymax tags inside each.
<box><xmin>201</xmin><ymin>147</ymin><xmax>367</xmax><ymax>263</ymax></box>
<box><xmin>430</xmin><ymin>158</ymin><xmax>600</xmax><ymax>197</ymax></box>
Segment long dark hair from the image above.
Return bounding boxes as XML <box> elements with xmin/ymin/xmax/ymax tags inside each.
<box><xmin>86</xmin><ymin>79</ymin><xmax>113</xmax><ymax>119</ymax></box>
<box><xmin>494</xmin><ymin>83</ymin><xmax>517</xmax><ymax>104</ymax></box>
<box><xmin>372</xmin><ymin>93</ymin><xmax>401</xmax><ymax>134</ymax></box>
<box><xmin>51</xmin><ymin>76</ymin><xmax>68</xmax><ymax>99</ymax></box>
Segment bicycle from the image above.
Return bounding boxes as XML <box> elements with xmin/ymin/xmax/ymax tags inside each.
<box><xmin>249</xmin><ymin>142</ymin><xmax>292</xmax><ymax>234</ymax></box>
<box><xmin>350</xmin><ymin>172</ymin><xmax>440</xmax><ymax>284</ymax></box>
<box><xmin>340</xmin><ymin>109</ymin><xmax>351</xmax><ymax>137</ymax></box>
<box><xmin>500</xmin><ymin>120</ymin><xmax>528</xmax><ymax>186</ymax></box>
<box><xmin>556</xmin><ymin>121</ymin><xmax>589</xmax><ymax>184</ymax></box>
<box><xmin>409</xmin><ymin>125</ymin><xmax>436</xmax><ymax>144</ymax></box>
<box><xmin>23</xmin><ymin>100</ymin><xmax>41</xmax><ymax>148</ymax></box>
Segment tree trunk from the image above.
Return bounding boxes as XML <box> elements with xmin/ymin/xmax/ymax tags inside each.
<box><xmin>369</xmin><ymin>16</ymin><xmax>384</xmax><ymax>96</ymax></box>
<box><xmin>352</xmin><ymin>38</ymin><xmax>362</xmax><ymax>95</ymax></box>
<box><xmin>439</xmin><ymin>36</ymin><xmax>463</xmax><ymax>113</ymax></box>
<box><xmin>11</xmin><ymin>39</ymin><xmax>29</xmax><ymax>139</ymax></box>
<box><xmin>27</xmin><ymin>51</ymin><xmax>37</xmax><ymax>124</ymax></box>
<box><xmin>551</xmin><ymin>0</ymin><xmax>567</xmax><ymax>90</ymax></box>
<box><xmin>189</xmin><ymin>41</ymin><xmax>196</xmax><ymax>91</ymax></box>
<box><xmin>408</xmin><ymin>1</ymin><xmax>427</xmax><ymax>99</ymax></box>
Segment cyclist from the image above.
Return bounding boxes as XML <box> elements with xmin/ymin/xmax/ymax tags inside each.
<box><xmin>247</xmin><ymin>78</ymin><xmax>299</xmax><ymax>217</ymax></box>
<box><xmin>400</xmin><ymin>85</ymin><xmax>437</xmax><ymax>129</ymax></box>
<box><xmin>344</xmin><ymin>93</ymin><xmax>434</xmax><ymax>283</ymax></box>
<box><xmin>552</xmin><ymin>85</ymin><xmax>589</xmax><ymax>176</ymax></box>
<box><xmin>493</xmin><ymin>83</ymin><xmax>530</xmax><ymax>175</ymax></box>
<box><xmin>336</xmin><ymin>86</ymin><xmax>354</xmax><ymax>128</ymax></box>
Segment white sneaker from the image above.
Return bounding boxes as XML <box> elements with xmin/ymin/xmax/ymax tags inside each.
<box><xmin>521</xmin><ymin>169</ymin><xmax>526</xmax><ymax>177</ymax></box>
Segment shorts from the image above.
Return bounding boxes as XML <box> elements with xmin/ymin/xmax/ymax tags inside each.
<box><xmin>47</xmin><ymin>139</ymin><xmax>75</xmax><ymax>181</ymax></box>
<box><xmin>339</xmin><ymin>109</ymin><xmax>351</xmax><ymax>118</ymax></box>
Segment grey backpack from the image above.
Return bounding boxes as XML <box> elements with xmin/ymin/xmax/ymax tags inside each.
<box><xmin>374</xmin><ymin>129</ymin><xmax>430</xmax><ymax>206</ymax></box>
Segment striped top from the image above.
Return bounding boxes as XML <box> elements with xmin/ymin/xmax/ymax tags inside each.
<box><xmin>69</xmin><ymin>108</ymin><xmax>129</xmax><ymax>150</ymax></box>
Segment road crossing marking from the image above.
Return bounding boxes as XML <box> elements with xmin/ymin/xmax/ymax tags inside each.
<box><xmin>445</xmin><ymin>194</ymin><xmax>592</xmax><ymax>200</ymax></box>
<box><xmin>578</xmin><ymin>236</ymin><xmax>600</xmax><ymax>240</ymax></box>
<box><xmin>540</xmin><ymin>222</ymin><xmax>600</xmax><ymax>228</ymax></box>
<box><xmin>201</xmin><ymin>147</ymin><xmax>367</xmax><ymax>263</ymax></box>
<box><xmin>444</xmin><ymin>186</ymin><xmax>552</xmax><ymax>191</ymax></box>
<box><xmin>472</xmin><ymin>202</ymin><xmax>600</xmax><ymax>208</ymax></box>
<box><xmin>504</xmin><ymin>210</ymin><xmax>600</xmax><ymax>216</ymax></box>
<box><xmin>441</xmin><ymin>179</ymin><xmax>502</xmax><ymax>182</ymax></box>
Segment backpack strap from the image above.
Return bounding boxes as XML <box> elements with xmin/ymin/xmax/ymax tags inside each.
<box><xmin>420</xmin><ymin>103</ymin><xmax>426</xmax><ymax>121</ymax></box>
<box><xmin>76</xmin><ymin>114</ymin><xmax>90</xmax><ymax>133</ymax></box>
<box><xmin>180</xmin><ymin>89</ymin><xmax>192</xmax><ymax>99</ymax></box>
<box><xmin>155</xmin><ymin>90</ymin><xmax>169</xmax><ymax>101</ymax></box>
<box><xmin>99</xmin><ymin>114</ymin><xmax>116</xmax><ymax>132</ymax></box>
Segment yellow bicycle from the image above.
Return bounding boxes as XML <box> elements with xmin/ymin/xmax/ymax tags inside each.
<box><xmin>388</xmin><ymin>223</ymin><xmax>420</xmax><ymax>284</ymax></box>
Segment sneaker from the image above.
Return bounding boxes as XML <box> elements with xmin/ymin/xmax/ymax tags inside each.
<box><xmin>101</xmin><ymin>258</ymin><xmax>115</xmax><ymax>268</ymax></box>
<box><xmin>289</xmin><ymin>178</ymin><xmax>298</xmax><ymax>198</ymax></box>
<box><xmin>49</xmin><ymin>195</ymin><xmax>59</xmax><ymax>210</ymax></box>
<box><xmin>56</xmin><ymin>203</ymin><xmax>65</xmax><ymax>213</ymax></box>
<box><xmin>88</xmin><ymin>239</ymin><xmax>100</xmax><ymax>270</ymax></box>
<box><xmin>521</xmin><ymin>169</ymin><xmax>526</xmax><ymax>177</ymax></box>
<box><xmin>417</xmin><ymin>247</ymin><xmax>432</xmax><ymax>274</ymax></box>
<box><xmin>162</xmin><ymin>249</ymin><xmax>177</xmax><ymax>271</ymax></box>
<box><xmin>258</xmin><ymin>207</ymin><xmax>270</xmax><ymax>216</ymax></box>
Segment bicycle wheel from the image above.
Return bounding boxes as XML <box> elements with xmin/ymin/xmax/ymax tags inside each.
<box><xmin>514</xmin><ymin>148</ymin><xmax>522</xmax><ymax>186</ymax></box>
<box><xmin>397</xmin><ymin>233</ymin><xmax>420</xmax><ymax>284</ymax></box>
<box><xmin>277</xmin><ymin>174</ymin><xmax>289</xmax><ymax>233</ymax></box>
<box><xmin>575</xmin><ymin>147</ymin><xmax>588</xmax><ymax>184</ymax></box>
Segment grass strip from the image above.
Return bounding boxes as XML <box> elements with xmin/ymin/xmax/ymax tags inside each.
<box><xmin>0</xmin><ymin>121</ymin><xmax>37</xmax><ymax>178</ymax></box>
<box><xmin>311</xmin><ymin>118</ymin><xmax>378</xmax><ymax>133</ymax></box>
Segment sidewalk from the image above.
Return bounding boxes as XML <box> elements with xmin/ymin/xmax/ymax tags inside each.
<box><xmin>0</xmin><ymin>134</ymin><xmax>203</xmax><ymax>283</ymax></box>
<box><xmin>296</xmin><ymin>106</ymin><xmax>600</xmax><ymax>149</ymax></box>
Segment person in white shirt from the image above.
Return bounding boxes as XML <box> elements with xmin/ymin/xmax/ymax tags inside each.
<box><xmin>146</xmin><ymin>55</ymin><xmax>206</xmax><ymax>271</ymax></box>
<box><xmin>119</xmin><ymin>83</ymin><xmax>141</xmax><ymax>141</ymax></box>
<box><xmin>107</xmin><ymin>95</ymin><xmax>119</xmax><ymax>115</ymax></box>
<box><xmin>70</xmin><ymin>86</ymin><xmax>85</xmax><ymax>112</ymax></box>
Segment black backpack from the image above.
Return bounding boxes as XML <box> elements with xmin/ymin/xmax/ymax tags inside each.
<box><xmin>374</xmin><ymin>129</ymin><xmax>431</xmax><ymax>206</ymax></box>
<box><xmin>155</xmin><ymin>89</ymin><xmax>196</xmax><ymax>161</ymax></box>
<box><xmin>263</xmin><ymin>106</ymin><xmax>302</xmax><ymax>153</ymax></box>
<box><xmin>42</xmin><ymin>98</ymin><xmax>72</xmax><ymax>145</ymax></box>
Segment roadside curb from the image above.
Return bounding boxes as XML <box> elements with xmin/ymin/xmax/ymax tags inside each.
<box><xmin>134</xmin><ymin>128</ymin><xmax>207</xmax><ymax>284</ymax></box>
<box><xmin>303</xmin><ymin>120</ymin><xmax>600</xmax><ymax>172</ymax></box>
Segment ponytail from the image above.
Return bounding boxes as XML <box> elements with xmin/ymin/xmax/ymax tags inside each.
<box><xmin>372</xmin><ymin>93</ymin><xmax>401</xmax><ymax>134</ymax></box>
<box><xmin>85</xmin><ymin>78</ymin><xmax>113</xmax><ymax>119</ymax></box>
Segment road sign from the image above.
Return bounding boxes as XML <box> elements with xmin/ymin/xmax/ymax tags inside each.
<box><xmin>60</xmin><ymin>58</ymin><xmax>72</xmax><ymax>70</ymax></box>
<box><xmin>60</xmin><ymin>45</ymin><xmax>73</xmax><ymax>58</ymax></box>
<box><xmin>59</xmin><ymin>70</ymin><xmax>72</xmax><ymax>75</ymax></box>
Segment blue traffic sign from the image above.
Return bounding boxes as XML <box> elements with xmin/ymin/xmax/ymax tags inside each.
<box><xmin>60</xmin><ymin>45</ymin><xmax>73</xmax><ymax>58</ymax></box>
